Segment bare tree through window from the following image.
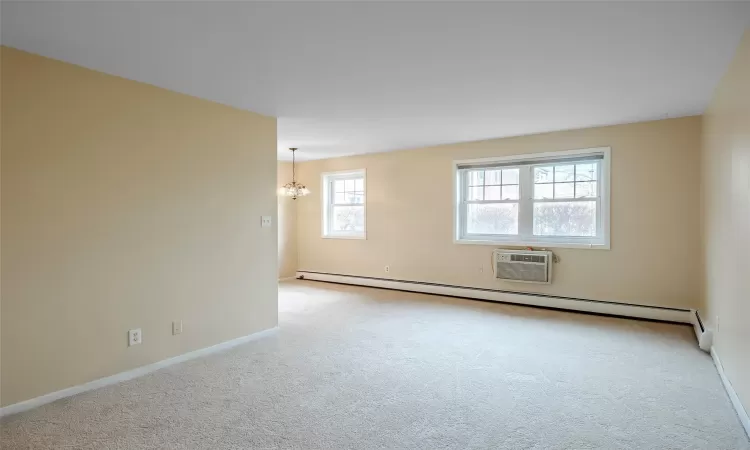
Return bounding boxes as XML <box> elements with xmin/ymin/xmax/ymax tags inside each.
<box><xmin>324</xmin><ymin>171</ymin><xmax>366</xmax><ymax>237</ymax></box>
<box><xmin>456</xmin><ymin>149</ymin><xmax>608</xmax><ymax>246</ymax></box>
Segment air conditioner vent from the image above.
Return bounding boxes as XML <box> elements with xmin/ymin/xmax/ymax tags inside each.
<box><xmin>510</xmin><ymin>254</ymin><xmax>547</xmax><ymax>263</ymax></box>
<box><xmin>494</xmin><ymin>249</ymin><xmax>553</xmax><ymax>284</ymax></box>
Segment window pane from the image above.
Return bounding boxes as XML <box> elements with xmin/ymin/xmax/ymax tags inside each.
<box><xmin>554</xmin><ymin>182</ymin><xmax>575</xmax><ymax>199</ymax></box>
<box><xmin>502</xmin><ymin>169</ymin><xmax>519</xmax><ymax>185</ymax></box>
<box><xmin>484</xmin><ymin>186</ymin><xmax>501</xmax><ymax>200</ymax></box>
<box><xmin>555</xmin><ymin>165</ymin><xmax>575</xmax><ymax>182</ymax></box>
<box><xmin>534</xmin><ymin>167</ymin><xmax>553</xmax><ymax>183</ymax></box>
<box><xmin>345</xmin><ymin>179</ymin><xmax>355</xmax><ymax>191</ymax></box>
<box><xmin>355</xmin><ymin>178</ymin><xmax>364</xmax><ymax>191</ymax></box>
<box><xmin>468</xmin><ymin>187</ymin><xmax>484</xmax><ymax>201</ymax></box>
<box><xmin>575</xmin><ymin>181</ymin><xmax>597</xmax><ymax>198</ymax></box>
<box><xmin>467</xmin><ymin>203</ymin><xmax>518</xmax><ymax>235</ymax></box>
<box><xmin>334</xmin><ymin>180</ymin><xmax>345</xmax><ymax>193</ymax></box>
<box><xmin>533</xmin><ymin>201</ymin><xmax>596</xmax><ymax>237</ymax></box>
<box><xmin>485</xmin><ymin>170</ymin><xmax>501</xmax><ymax>185</ymax></box>
<box><xmin>346</xmin><ymin>192</ymin><xmax>364</xmax><ymax>204</ymax></box>
<box><xmin>575</xmin><ymin>163</ymin><xmax>597</xmax><ymax>181</ymax></box>
<box><xmin>332</xmin><ymin>206</ymin><xmax>365</xmax><ymax>232</ymax></box>
<box><xmin>502</xmin><ymin>185</ymin><xmax>519</xmax><ymax>200</ymax></box>
<box><xmin>334</xmin><ymin>193</ymin><xmax>346</xmax><ymax>204</ymax></box>
<box><xmin>469</xmin><ymin>171</ymin><xmax>484</xmax><ymax>186</ymax></box>
<box><xmin>534</xmin><ymin>183</ymin><xmax>553</xmax><ymax>199</ymax></box>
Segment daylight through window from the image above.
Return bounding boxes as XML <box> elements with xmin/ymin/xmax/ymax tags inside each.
<box><xmin>455</xmin><ymin>148</ymin><xmax>609</xmax><ymax>248</ymax></box>
<box><xmin>323</xmin><ymin>170</ymin><xmax>366</xmax><ymax>238</ymax></box>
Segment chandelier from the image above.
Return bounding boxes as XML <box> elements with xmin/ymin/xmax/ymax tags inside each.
<box><xmin>279</xmin><ymin>148</ymin><xmax>310</xmax><ymax>200</ymax></box>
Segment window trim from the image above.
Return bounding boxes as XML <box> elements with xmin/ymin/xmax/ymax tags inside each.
<box><xmin>321</xmin><ymin>169</ymin><xmax>367</xmax><ymax>240</ymax></box>
<box><xmin>453</xmin><ymin>147</ymin><xmax>611</xmax><ymax>249</ymax></box>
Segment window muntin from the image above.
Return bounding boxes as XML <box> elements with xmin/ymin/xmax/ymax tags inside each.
<box><xmin>323</xmin><ymin>170</ymin><xmax>366</xmax><ymax>238</ymax></box>
<box><xmin>455</xmin><ymin>149</ymin><xmax>609</xmax><ymax>248</ymax></box>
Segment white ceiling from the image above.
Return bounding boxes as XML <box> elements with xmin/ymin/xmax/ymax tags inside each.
<box><xmin>2</xmin><ymin>2</ymin><xmax>749</xmax><ymax>161</ymax></box>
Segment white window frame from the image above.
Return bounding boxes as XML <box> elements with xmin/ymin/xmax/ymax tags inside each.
<box><xmin>322</xmin><ymin>169</ymin><xmax>367</xmax><ymax>239</ymax></box>
<box><xmin>454</xmin><ymin>147</ymin><xmax>611</xmax><ymax>249</ymax></box>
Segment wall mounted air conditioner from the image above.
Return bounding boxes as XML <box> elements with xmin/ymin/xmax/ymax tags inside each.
<box><xmin>493</xmin><ymin>249</ymin><xmax>553</xmax><ymax>284</ymax></box>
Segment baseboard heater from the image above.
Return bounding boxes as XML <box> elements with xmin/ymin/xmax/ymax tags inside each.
<box><xmin>296</xmin><ymin>271</ymin><xmax>697</xmax><ymax>326</ymax></box>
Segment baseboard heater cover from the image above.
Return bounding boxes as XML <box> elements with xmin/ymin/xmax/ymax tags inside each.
<box><xmin>296</xmin><ymin>271</ymin><xmax>694</xmax><ymax>325</ymax></box>
<box><xmin>691</xmin><ymin>309</ymin><xmax>713</xmax><ymax>352</ymax></box>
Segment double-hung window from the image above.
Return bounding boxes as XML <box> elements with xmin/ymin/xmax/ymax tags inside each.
<box><xmin>455</xmin><ymin>148</ymin><xmax>610</xmax><ymax>248</ymax></box>
<box><xmin>322</xmin><ymin>170</ymin><xmax>366</xmax><ymax>239</ymax></box>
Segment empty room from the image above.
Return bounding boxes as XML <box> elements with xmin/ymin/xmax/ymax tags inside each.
<box><xmin>2</xmin><ymin>1</ymin><xmax>750</xmax><ymax>449</ymax></box>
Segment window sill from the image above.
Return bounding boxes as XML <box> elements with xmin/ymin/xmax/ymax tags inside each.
<box><xmin>323</xmin><ymin>234</ymin><xmax>367</xmax><ymax>240</ymax></box>
<box><xmin>454</xmin><ymin>238</ymin><xmax>609</xmax><ymax>250</ymax></box>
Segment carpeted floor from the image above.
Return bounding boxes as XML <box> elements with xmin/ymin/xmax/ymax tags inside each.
<box><xmin>2</xmin><ymin>280</ymin><xmax>748</xmax><ymax>449</ymax></box>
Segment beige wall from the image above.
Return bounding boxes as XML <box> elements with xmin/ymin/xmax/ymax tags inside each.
<box><xmin>278</xmin><ymin>162</ymin><xmax>298</xmax><ymax>278</ymax></box>
<box><xmin>702</xmin><ymin>30</ymin><xmax>750</xmax><ymax>415</ymax></box>
<box><xmin>297</xmin><ymin>117</ymin><xmax>702</xmax><ymax>310</ymax></box>
<box><xmin>0</xmin><ymin>46</ymin><xmax>3</xmax><ymax>407</ymax></box>
<box><xmin>0</xmin><ymin>47</ymin><xmax>278</xmax><ymax>406</ymax></box>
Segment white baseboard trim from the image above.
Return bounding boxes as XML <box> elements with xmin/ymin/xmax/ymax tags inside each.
<box><xmin>689</xmin><ymin>309</ymin><xmax>713</xmax><ymax>352</ymax></box>
<box><xmin>711</xmin><ymin>347</ymin><xmax>750</xmax><ymax>439</ymax></box>
<box><xmin>296</xmin><ymin>271</ymin><xmax>693</xmax><ymax>324</ymax></box>
<box><xmin>0</xmin><ymin>327</ymin><xmax>278</xmax><ymax>418</ymax></box>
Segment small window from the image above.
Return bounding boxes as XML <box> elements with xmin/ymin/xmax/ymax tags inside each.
<box><xmin>322</xmin><ymin>170</ymin><xmax>366</xmax><ymax>239</ymax></box>
<box><xmin>455</xmin><ymin>148</ymin><xmax>610</xmax><ymax>249</ymax></box>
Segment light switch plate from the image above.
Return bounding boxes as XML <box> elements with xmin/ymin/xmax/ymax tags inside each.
<box><xmin>261</xmin><ymin>216</ymin><xmax>272</xmax><ymax>227</ymax></box>
<box><xmin>172</xmin><ymin>320</ymin><xmax>183</xmax><ymax>335</ymax></box>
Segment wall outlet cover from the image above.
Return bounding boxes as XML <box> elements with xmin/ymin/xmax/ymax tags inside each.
<box><xmin>172</xmin><ymin>321</ymin><xmax>183</xmax><ymax>335</ymax></box>
<box><xmin>128</xmin><ymin>328</ymin><xmax>142</xmax><ymax>346</ymax></box>
<box><xmin>261</xmin><ymin>216</ymin><xmax>272</xmax><ymax>227</ymax></box>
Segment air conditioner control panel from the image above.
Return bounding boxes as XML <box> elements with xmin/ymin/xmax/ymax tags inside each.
<box><xmin>496</xmin><ymin>253</ymin><xmax>512</xmax><ymax>263</ymax></box>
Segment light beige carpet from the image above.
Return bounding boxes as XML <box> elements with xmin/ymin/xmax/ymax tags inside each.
<box><xmin>2</xmin><ymin>280</ymin><xmax>748</xmax><ymax>449</ymax></box>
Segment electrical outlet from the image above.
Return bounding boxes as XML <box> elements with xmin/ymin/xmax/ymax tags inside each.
<box><xmin>384</xmin><ymin>265</ymin><xmax>390</xmax><ymax>273</ymax></box>
<box><xmin>172</xmin><ymin>320</ymin><xmax>183</xmax><ymax>335</ymax></box>
<box><xmin>128</xmin><ymin>328</ymin><xmax>142</xmax><ymax>346</ymax></box>
<box><xmin>261</xmin><ymin>216</ymin><xmax>272</xmax><ymax>228</ymax></box>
